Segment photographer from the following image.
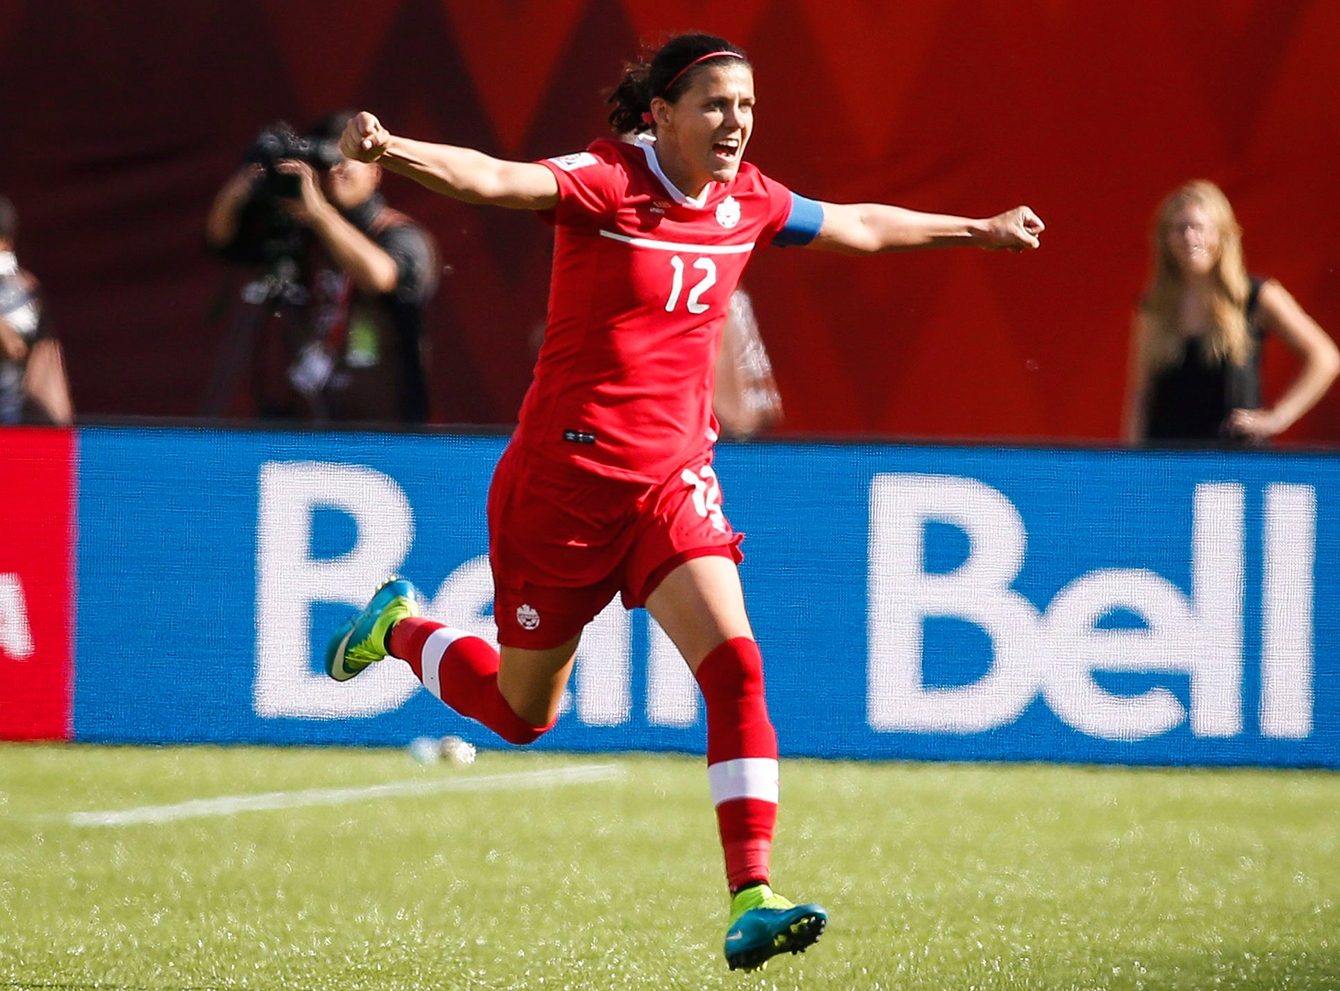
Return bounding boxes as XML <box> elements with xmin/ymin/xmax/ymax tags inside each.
<box><xmin>205</xmin><ymin>113</ymin><xmax>438</xmax><ymax>423</ymax></box>
<box><xmin>0</xmin><ymin>195</ymin><xmax>73</xmax><ymax>426</ymax></box>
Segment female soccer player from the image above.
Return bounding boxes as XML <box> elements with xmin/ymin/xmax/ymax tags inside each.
<box><xmin>325</xmin><ymin>33</ymin><xmax>1044</xmax><ymax>971</ymax></box>
<box><xmin>1124</xmin><ymin>179</ymin><xmax>1338</xmax><ymax>444</ymax></box>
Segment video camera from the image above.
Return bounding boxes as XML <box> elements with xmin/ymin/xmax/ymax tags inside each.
<box><xmin>245</xmin><ymin>122</ymin><xmax>342</xmax><ymax>200</ymax></box>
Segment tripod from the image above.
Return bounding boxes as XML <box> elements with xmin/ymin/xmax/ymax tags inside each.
<box><xmin>200</xmin><ymin>258</ymin><xmax>325</xmax><ymax>419</ymax></box>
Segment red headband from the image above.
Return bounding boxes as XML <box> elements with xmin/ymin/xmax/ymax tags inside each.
<box><xmin>661</xmin><ymin>50</ymin><xmax>745</xmax><ymax>94</ymax></box>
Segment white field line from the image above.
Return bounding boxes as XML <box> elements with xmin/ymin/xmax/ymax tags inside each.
<box><xmin>64</xmin><ymin>763</ymin><xmax>623</xmax><ymax>828</ymax></box>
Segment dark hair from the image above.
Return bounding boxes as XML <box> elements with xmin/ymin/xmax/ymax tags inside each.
<box><xmin>306</xmin><ymin>110</ymin><xmax>356</xmax><ymax>144</ymax></box>
<box><xmin>608</xmin><ymin>34</ymin><xmax>749</xmax><ymax>134</ymax></box>
<box><xmin>0</xmin><ymin>196</ymin><xmax>16</xmax><ymax>243</ymax></box>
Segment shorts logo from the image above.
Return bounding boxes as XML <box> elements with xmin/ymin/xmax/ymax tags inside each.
<box><xmin>549</xmin><ymin>152</ymin><xmax>597</xmax><ymax>172</ymax></box>
<box><xmin>516</xmin><ymin>604</ymin><xmax>541</xmax><ymax>630</ymax></box>
<box><xmin>715</xmin><ymin>195</ymin><xmax>741</xmax><ymax>229</ymax></box>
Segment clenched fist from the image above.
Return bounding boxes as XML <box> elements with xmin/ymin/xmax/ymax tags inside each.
<box><xmin>981</xmin><ymin>206</ymin><xmax>1046</xmax><ymax>252</ymax></box>
<box><xmin>340</xmin><ymin>111</ymin><xmax>391</xmax><ymax>162</ymax></box>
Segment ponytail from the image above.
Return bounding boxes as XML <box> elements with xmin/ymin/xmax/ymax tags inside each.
<box><xmin>608</xmin><ymin>59</ymin><xmax>654</xmax><ymax>134</ymax></box>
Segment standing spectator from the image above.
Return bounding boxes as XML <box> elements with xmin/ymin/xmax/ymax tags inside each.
<box><xmin>1125</xmin><ymin>180</ymin><xmax>1338</xmax><ymax>444</ymax></box>
<box><xmin>205</xmin><ymin>113</ymin><xmax>439</xmax><ymax>423</ymax></box>
<box><xmin>0</xmin><ymin>196</ymin><xmax>72</xmax><ymax>426</ymax></box>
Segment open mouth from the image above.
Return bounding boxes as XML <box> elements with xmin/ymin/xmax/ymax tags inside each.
<box><xmin>712</xmin><ymin>139</ymin><xmax>740</xmax><ymax>162</ymax></box>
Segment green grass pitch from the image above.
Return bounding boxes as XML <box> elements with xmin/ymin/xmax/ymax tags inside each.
<box><xmin>1</xmin><ymin>744</ymin><xmax>1337</xmax><ymax>990</ymax></box>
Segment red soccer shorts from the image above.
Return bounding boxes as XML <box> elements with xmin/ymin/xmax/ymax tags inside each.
<box><xmin>486</xmin><ymin>443</ymin><xmax>745</xmax><ymax>649</ymax></box>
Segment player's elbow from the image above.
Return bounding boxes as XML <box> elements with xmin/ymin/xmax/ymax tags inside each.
<box><xmin>832</xmin><ymin>234</ymin><xmax>885</xmax><ymax>256</ymax></box>
<box><xmin>813</xmin><ymin>228</ymin><xmax>882</xmax><ymax>256</ymax></box>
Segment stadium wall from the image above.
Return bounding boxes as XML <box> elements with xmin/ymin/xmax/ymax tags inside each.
<box><xmin>2</xmin><ymin>1</ymin><xmax>1338</xmax><ymax>443</ymax></box>
<box><xmin>6</xmin><ymin>426</ymin><xmax>1338</xmax><ymax>767</ymax></box>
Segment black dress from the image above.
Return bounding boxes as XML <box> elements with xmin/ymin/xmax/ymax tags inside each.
<box><xmin>1144</xmin><ymin>276</ymin><xmax>1265</xmax><ymax>443</ymax></box>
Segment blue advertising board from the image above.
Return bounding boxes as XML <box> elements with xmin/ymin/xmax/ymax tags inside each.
<box><xmin>74</xmin><ymin>427</ymin><xmax>1340</xmax><ymax>767</ymax></box>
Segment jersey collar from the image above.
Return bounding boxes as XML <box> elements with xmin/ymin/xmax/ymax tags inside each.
<box><xmin>0</xmin><ymin>252</ymin><xmax>16</xmax><ymax>277</ymax></box>
<box><xmin>635</xmin><ymin>133</ymin><xmax>712</xmax><ymax>210</ymax></box>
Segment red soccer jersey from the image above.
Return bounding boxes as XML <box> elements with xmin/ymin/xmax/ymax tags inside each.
<box><xmin>519</xmin><ymin>136</ymin><xmax>812</xmax><ymax>482</ymax></box>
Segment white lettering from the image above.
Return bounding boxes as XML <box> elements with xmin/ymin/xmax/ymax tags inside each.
<box><xmin>0</xmin><ymin>574</ymin><xmax>34</xmax><ymax>660</ymax></box>
<box><xmin>1040</xmin><ymin>484</ymin><xmax>1244</xmax><ymax>740</ymax></box>
<box><xmin>573</xmin><ymin>599</ymin><xmax>631</xmax><ymax>726</ymax></box>
<box><xmin>867</xmin><ymin>475</ymin><xmax>1265</xmax><ymax>741</ymax></box>
<box><xmin>1040</xmin><ymin>570</ymin><xmax>1203</xmax><ymax>740</ymax></box>
<box><xmin>1260</xmin><ymin>483</ymin><xmax>1315</xmax><ymax>738</ymax></box>
<box><xmin>425</xmin><ymin>554</ymin><xmax>498</xmax><ymax>646</ymax></box>
<box><xmin>867</xmin><ymin>474</ymin><xmax>1042</xmax><ymax>733</ymax></box>
<box><xmin>254</xmin><ymin>462</ymin><xmax>419</xmax><ymax>719</ymax></box>
<box><xmin>1188</xmin><ymin>483</ymin><xmax>1246</xmax><ymax>736</ymax></box>
<box><xmin>646</xmin><ymin>616</ymin><xmax>699</xmax><ymax>727</ymax></box>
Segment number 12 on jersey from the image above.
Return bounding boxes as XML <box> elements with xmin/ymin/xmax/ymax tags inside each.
<box><xmin>665</xmin><ymin>256</ymin><xmax>717</xmax><ymax>315</ymax></box>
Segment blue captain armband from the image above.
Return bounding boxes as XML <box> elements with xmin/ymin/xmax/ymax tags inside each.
<box><xmin>772</xmin><ymin>192</ymin><xmax>824</xmax><ymax>247</ymax></box>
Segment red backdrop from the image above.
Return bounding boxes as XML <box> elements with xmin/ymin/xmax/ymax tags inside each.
<box><xmin>1</xmin><ymin>0</ymin><xmax>1337</xmax><ymax>442</ymax></box>
<box><xmin>0</xmin><ymin>428</ymin><xmax>75</xmax><ymax>740</ymax></box>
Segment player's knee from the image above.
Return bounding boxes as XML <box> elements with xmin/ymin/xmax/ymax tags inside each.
<box><xmin>498</xmin><ymin>717</ymin><xmax>556</xmax><ymax>747</ymax></box>
<box><xmin>498</xmin><ymin>692</ymin><xmax>561</xmax><ymax>745</ymax></box>
<box><xmin>696</xmin><ymin>636</ymin><xmax>766</xmax><ymax>696</ymax></box>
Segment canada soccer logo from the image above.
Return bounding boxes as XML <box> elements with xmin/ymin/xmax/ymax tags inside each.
<box><xmin>516</xmin><ymin>604</ymin><xmax>541</xmax><ymax>630</ymax></box>
<box><xmin>715</xmin><ymin>195</ymin><xmax>741</xmax><ymax>229</ymax></box>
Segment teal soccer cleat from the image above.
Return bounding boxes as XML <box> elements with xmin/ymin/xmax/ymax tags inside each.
<box><xmin>723</xmin><ymin>883</ymin><xmax>827</xmax><ymax>971</ymax></box>
<box><xmin>325</xmin><ymin>578</ymin><xmax>421</xmax><ymax>682</ymax></box>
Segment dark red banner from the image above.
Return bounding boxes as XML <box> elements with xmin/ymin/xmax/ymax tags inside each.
<box><xmin>0</xmin><ymin>428</ymin><xmax>75</xmax><ymax>740</ymax></box>
<box><xmin>0</xmin><ymin>2</ymin><xmax>1337</xmax><ymax>443</ymax></box>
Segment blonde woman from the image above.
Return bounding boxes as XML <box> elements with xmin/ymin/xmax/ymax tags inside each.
<box><xmin>1124</xmin><ymin>180</ymin><xmax>1338</xmax><ymax>444</ymax></box>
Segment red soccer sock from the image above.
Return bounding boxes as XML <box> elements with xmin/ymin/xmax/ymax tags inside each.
<box><xmin>694</xmin><ymin>637</ymin><xmax>779</xmax><ymax>891</ymax></box>
<box><xmin>389</xmin><ymin>617</ymin><xmax>553</xmax><ymax>745</ymax></box>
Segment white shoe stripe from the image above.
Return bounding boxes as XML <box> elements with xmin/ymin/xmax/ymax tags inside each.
<box><xmin>419</xmin><ymin>626</ymin><xmax>471</xmax><ymax>700</ymax></box>
<box><xmin>708</xmin><ymin>757</ymin><xmax>779</xmax><ymax>806</ymax></box>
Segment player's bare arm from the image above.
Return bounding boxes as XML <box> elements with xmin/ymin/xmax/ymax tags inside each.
<box><xmin>810</xmin><ymin>202</ymin><xmax>1044</xmax><ymax>255</ymax></box>
<box><xmin>340</xmin><ymin>111</ymin><xmax>559</xmax><ymax>211</ymax></box>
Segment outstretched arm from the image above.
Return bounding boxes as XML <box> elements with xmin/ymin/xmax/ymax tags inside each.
<box><xmin>809</xmin><ymin>202</ymin><xmax>1044</xmax><ymax>255</ymax></box>
<box><xmin>341</xmin><ymin>112</ymin><xmax>559</xmax><ymax>211</ymax></box>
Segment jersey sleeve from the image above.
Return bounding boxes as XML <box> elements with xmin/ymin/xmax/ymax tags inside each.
<box><xmin>534</xmin><ymin>143</ymin><xmax>628</xmax><ymax>226</ymax></box>
<box><xmin>375</xmin><ymin>221</ymin><xmax>438</xmax><ymax>304</ymax></box>
<box><xmin>757</xmin><ymin>171</ymin><xmax>824</xmax><ymax>248</ymax></box>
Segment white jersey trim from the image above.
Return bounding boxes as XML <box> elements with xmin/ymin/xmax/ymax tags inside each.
<box><xmin>417</xmin><ymin>626</ymin><xmax>471</xmax><ymax>701</ymax></box>
<box><xmin>708</xmin><ymin>757</ymin><xmax>780</xmax><ymax>806</ymax></box>
<box><xmin>598</xmin><ymin>229</ymin><xmax>755</xmax><ymax>254</ymax></box>
<box><xmin>635</xmin><ymin>133</ymin><xmax>713</xmax><ymax>210</ymax></box>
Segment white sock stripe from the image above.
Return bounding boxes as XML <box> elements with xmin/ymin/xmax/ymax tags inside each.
<box><xmin>419</xmin><ymin>627</ymin><xmax>470</xmax><ymax>700</ymax></box>
<box><xmin>708</xmin><ymin>757</ymin><xmax>779</xmax><ymax>806</ymax></box>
